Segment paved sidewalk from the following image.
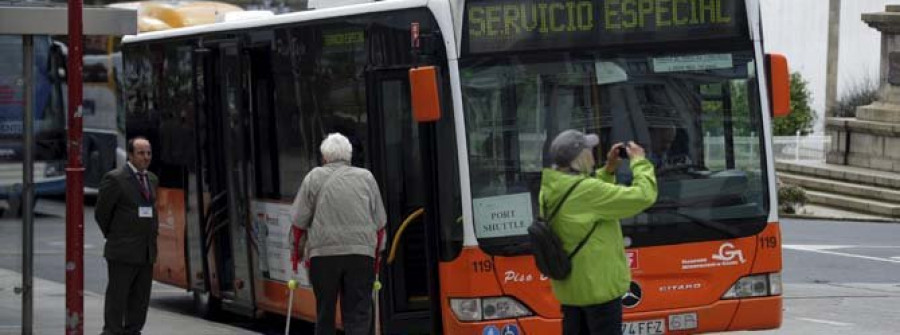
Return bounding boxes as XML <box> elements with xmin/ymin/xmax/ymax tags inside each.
<box><xmin>782</xmin><ymin>204</ymin><xmax>900</xmax><ymax>223</ymax></box>
<box><xmin>0</xmin><ymin>268</ymin><xmax>257</xmax><ymax>335</ymax></box>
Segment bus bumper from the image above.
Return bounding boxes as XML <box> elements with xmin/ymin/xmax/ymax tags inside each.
<box><xmin>0</xmin><ymin>176</ymin><xmax>65</xmax><ymax>199</ymax></box>
<box><xmin>0</xmin><ymin>162</ymin><xmax>66</xmax><ymax>198</ymax></box>
<box><xmin>443</xmin><ymin>296</ymin><xmax>782</xmax><ymax>334</ymax></box>
<box><xmin>621</xmin><ymin>296</ymin><xmax>782</xmax><ymax>333</ymax></box>
<box><xmin>34</xmin><ymin>176</ymin><xmax>66</xmax><ymax>196</ymax></box>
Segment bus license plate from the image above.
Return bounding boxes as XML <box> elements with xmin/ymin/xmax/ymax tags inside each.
<box><xmin>622</xmin><ymin>319</ymin><xmax>665</xmax><ymax>335</ymax></box>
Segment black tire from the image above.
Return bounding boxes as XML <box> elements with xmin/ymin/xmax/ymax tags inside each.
<box><xmin>192</xmin><ymin>290</ymin><xmax>221</xmax><ymax>320</ymax></box>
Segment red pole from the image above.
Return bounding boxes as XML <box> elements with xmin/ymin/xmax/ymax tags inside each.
<box><xmin>66</xmin><ymin>0</ymin><xmax>85</xmax><ymax>333</ymax></box>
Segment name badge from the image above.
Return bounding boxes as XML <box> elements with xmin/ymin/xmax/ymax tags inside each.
<box><xmin>139</xmin><ymin>206</ymin><xmax>153</xmax><ymax>218</ymax></box>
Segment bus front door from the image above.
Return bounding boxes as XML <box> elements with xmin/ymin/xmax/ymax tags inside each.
<box><xmin>197</xmin><ymin>41</ymin><xmax>256</xmax><ymax>317</ymax></box>
<box><xmin>368</xmin><ymin>70</ymin><xmax>442</xmax><ymax>334</ymax></box>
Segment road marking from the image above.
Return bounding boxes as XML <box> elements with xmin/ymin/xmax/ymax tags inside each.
<box><xmin>784</xmin><ymin>245</ymin><xmax>852</xmax><ymax>250</ymax></box>
<box><xmin>796</xmin><ymin>317</ymin><xmax>854</xmax><ymax>327</ymax></box>
<box><xmin>783</xmin><ymin>245</ymin><xmax>900</xmax><ymax>249</ymax></box>
<box><xmin>783</xmin><ymin>245</ymin><xmax>900</xmax><ymax>264</ymax></box>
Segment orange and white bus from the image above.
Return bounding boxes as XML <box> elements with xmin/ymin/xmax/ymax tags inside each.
<box><xmin>121</xmin><ymin>0</ymin><xmax>790</xmax><ymax>333</ymax></box>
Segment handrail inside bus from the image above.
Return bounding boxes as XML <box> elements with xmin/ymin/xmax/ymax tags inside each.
<box><xmin>387</xmin><ymin>208</ymin><xmax>424</xmax><ymax>264</ymax></box>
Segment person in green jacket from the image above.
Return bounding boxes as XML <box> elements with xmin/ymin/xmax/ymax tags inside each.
<box><xmin>540</xmin><ymin>129</ymin><xmax>658</xmax><ymax>335</ymax></box>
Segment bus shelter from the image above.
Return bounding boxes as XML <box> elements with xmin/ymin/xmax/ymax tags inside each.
<box><xmin>0</xmin><ymin>5</ymin><xmax>135</xmax><ymax>333</ymax></box>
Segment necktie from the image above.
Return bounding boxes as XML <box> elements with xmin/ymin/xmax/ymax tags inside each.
<box><xmin>138</xmin><ymin>172</ymin><xmax>150</xmax><ymax>200</ymax></box>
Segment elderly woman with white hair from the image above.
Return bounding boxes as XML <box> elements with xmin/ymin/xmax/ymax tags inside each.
<box><xmin>289</xmin><ymin>132</ymin><xmax>387</xmax><ymax>335</ymax></box>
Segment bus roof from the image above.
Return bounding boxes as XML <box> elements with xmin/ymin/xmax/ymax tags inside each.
<box><xmin>122</xmin><ymin>0</ymin><xmax>428</xmax><ymax>44</ymax></box>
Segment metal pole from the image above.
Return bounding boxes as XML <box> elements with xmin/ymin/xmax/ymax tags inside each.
<box><xmin>826</xmin><ymin>0</ymin><xmax>842</xmax><ymax>117</ymax></box>
<box><xmin>66</xmin><ymin>0</ymin><xmax>85</xmax><ymax>333</ymax></box>
<box><xmin>22</xmin><ymin>34</ymin><xmax>35</xmax><ymax>335</ymax></box>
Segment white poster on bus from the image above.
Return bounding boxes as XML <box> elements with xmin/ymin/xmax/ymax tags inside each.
<box><xmin>250</xmin><ymin>201</ymin><xmax>310</xmax><ymax>288</ymax></box>
<box><xmin>473</xmin><ymin>192</ymin><xmax>534</xmax><ymax>238</ymax></box>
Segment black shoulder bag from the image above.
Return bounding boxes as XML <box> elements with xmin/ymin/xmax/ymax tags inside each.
<box><xmin>528</xmin><ymin>178</ymin><xmax>601</xmax><ymax>280</ymax></box>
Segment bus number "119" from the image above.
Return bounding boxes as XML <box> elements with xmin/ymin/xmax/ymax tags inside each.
<box><xmin>473</xmin><ymin>259</ymin><xmax>494</xmax><ymax>273</ymax></box>
<box><xmin>759</xmin><ymin>236</ymin><xmax>778</xmax><ymax>249</ymax></box>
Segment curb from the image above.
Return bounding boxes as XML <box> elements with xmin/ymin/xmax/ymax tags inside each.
<box><xmin>781</xmin><ymin>213</ymin><xmax>900</xmax><ymax>224</ymax></box>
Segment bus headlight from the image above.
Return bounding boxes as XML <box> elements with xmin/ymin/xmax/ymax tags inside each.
<box><xmin>722</xmin><ymin>272</ymin><xmax>781</xmax><ymax>299</ymax></box>
<box><xmin>450</xmin><ymin>296</ymin><xmax>532</xmax><ymax>322</ymax></box>
<box><xmin>482</xmin><ymin>297</ymin><xmax>532</xmax><ymax>320</ymax></box>
<box><xmin>768</xmin><ymin>272</ymin><xmax>782</xmax><ymax>295</ymax></box>
<box><xmin>449</xmin><ymin>298</ymin><xmax>481</xmax><ymax>321</ymax></box>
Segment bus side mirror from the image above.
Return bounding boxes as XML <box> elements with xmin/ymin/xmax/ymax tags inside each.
<box><xmin>410</xmin><ymin>66</ymin><xmax>441</xmax><ymax>122</ymax></box>
<box><xmin>766</xmin><ymin>53</ymin><xmax>790</xmax><ymax>118</ymax></box>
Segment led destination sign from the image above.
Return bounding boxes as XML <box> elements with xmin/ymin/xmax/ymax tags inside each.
<box><xmin>464</xmin><ymin>0</ymin><xmax>747</xmax><ymax>54</ymax></box>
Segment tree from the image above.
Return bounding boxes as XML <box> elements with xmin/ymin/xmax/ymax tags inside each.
<box><xmin>773</xmin><ymin>72</ymin><xmax>816</xmax><ymax>136</ymax></box>
<box><xmin>830</xmin><ymin>77</ymin><xmax>878</xmax><ymax>117</ymax></box>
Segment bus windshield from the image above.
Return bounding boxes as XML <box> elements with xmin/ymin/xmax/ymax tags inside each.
<box><xmin>461</xmin><ymin>49</ymin><xmax>769</xmax><ymax>254</ymax></box>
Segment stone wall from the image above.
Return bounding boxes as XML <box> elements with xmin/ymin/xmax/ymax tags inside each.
<box><xmin>827</xmin><ymin>117</ymin><xmax>900</xmax><ymax>172</ymax></box>
<box><xmin>826</xmin><ymin>5</ymin><xmax>900</xmax><ymax>173</ymax></box>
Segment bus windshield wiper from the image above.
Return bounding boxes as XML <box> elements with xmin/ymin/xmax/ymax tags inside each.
<box><xmin>645</xmin><ymin>208</ymin><xmax>741</xmax><ymax>238</ymax></box>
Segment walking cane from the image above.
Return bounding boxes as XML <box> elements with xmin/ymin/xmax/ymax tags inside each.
<box><xmin>285</xmin><ymin>279</ymin><xmax>298</xmax><ymax>335</ymax></box>
<box><xmin>373</xmin><ymin>273</ymin><xmax>382</xmax><ymax>335</ymax></box>
<box><xmin>374</xmin><ymin>229</ymin><xmax>385</xmax><ymax>335</ymax></box>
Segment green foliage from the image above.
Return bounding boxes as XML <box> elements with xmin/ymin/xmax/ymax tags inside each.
<box><xmin>830</xmin><ymin>78</ymin><xmax>878</xmax><ymax>118</ymax></box>
<box><xmin>778</xmin><ymin>184</ymin><xmax>808</xmax><ymax>214</ymax></box>
<box><xmin>773</xmin><ymin>72</ymin><xmax>816</xmax><ymax>136</ymax></box>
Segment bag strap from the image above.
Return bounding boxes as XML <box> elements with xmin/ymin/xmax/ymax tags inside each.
<box><xmin>568</xmin><ymin>220</ymin><xmax>600</xmax><ymax>259</ymax></box>
<box><xmin>543</xmin><ymin>178</ymin><xmax>586</xmax><ymax>223</ymax></box>
<box><xmin>542</xmin><ymin>177</ymin><xmax>598</xmax><ymax>260</ymax></box>
<box><xmin>310</xmin><ymin>166</ymin><xmax>347</xmax><ymax>229</ymax></box>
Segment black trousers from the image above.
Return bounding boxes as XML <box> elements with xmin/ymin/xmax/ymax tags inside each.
<box><xmin>310</xmin><ymin>255</ymin><xmax>375</xmax><ymax>335</ymax></box>
<box><xmin>102</xmin><ymin>260</ymin><xmax>153</xmax><ymax>335</ymax></box>
<box><xmin>562</xmin><ymin>298</ymin><xmax>623</xmax><ymax>335</ymax></box>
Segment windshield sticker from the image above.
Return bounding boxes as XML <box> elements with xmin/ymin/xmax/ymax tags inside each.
<box><xmin>681</xmin><ymin>242</ymin><xmax>746</xmax><ymax>270</ymax></box>
<box><xmin>652</xmin><ymin>54</ymin><xmax>733</xmax><ymax>73</ymax></box>
<box><xmin>627</xmin><ymin>251</ymin><xmax>639</xmax><ymax>270</ymax></box>
<box><xmin>473</xmin><ymin>192</ymin><xmax>533</xmax><ymax>238</ymax></box>
<box><xmin>595</xmin><ymin>61</ymin><xmax>628</xmax><ymax>85</ymax></box>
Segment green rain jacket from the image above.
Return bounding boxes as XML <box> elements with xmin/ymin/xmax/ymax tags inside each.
<box><xmin>539</xmin><ymin>157</ymin><xmax>658</xmax><ymax>306</ymax></box>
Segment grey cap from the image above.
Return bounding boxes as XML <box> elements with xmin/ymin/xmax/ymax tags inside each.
<box><xmin>550</xmin><ymin>129</ymin><xmax>599</xmax><ymax>167</ymax></box>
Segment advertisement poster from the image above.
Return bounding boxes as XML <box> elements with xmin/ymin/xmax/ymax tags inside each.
<box><xmin>250</xmin><ymin>201</ymin><xmax>310</xmax><ymax>287</ymax></box>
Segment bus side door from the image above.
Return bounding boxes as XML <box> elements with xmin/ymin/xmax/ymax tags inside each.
<box><xmin>196</xmin><ymin>41</ymin><xmax>256</xmax><ymax>317</ymax></box>
<box><xmin>368</xmin><ymin>69</ymin><xmax>443</xmax><ymax>334</ymax></box>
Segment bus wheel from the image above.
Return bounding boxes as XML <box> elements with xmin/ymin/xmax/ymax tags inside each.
<box><xmin>192</xmin><ymin>290</ymin><xmax>221</xmax><ymax>320</ymax></box>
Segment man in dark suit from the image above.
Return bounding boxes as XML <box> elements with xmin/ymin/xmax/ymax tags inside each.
<box><xmin>95</xmin><ymin>136</ymin><xmax>158</xmax><ymax>335</ymax></box>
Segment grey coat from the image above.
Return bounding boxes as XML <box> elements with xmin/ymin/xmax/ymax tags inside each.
<box><xmin>290</xmin><ymin>162</ymin><xmax>387</xmax><ymax>258</ymax></box>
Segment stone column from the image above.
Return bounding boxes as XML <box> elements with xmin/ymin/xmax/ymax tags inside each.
<box><xmin>826</xmin><ymin>5</ymin><xmax>900</xmax><ymax>172</ymax></box>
